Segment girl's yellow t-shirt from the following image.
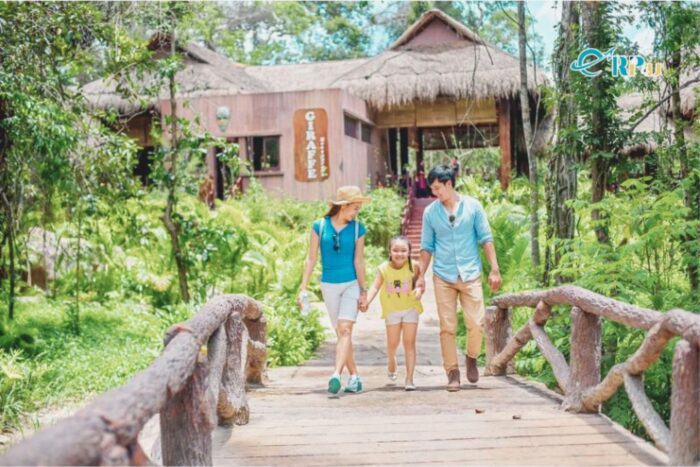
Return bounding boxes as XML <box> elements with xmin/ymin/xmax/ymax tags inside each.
<box><xmin>378</xmin><ymin>260</ymin><xmax>424</xmax><ymax>319</ymax></box>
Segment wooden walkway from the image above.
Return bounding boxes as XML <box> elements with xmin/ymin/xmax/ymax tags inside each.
<box><xmin>212</xmin><ymin>269</ymin><xmax>667</xmax><ymax>466</ymax></box>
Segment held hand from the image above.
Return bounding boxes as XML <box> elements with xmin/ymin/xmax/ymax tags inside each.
<box><xmin>413</xmin><ymin>287</ymin><xmax>424</xmax><ymax>300</ymax></box>
<box><xmin>296</xmin><ymin>290</ymin><xmax>306</xmax><ymax>309</ymax></box>
<box><xmin>358</xmin><ymin>294</ymin><xmax>369</xmax><ymax>312</ymax></box>
<box><xmin>415</xmin><ymin>276</ymin><xmax>426</xmax><ymax>294</ymax></box>
<box><xmin>488</xmin><ymin>269</ymin><xmax>502</xmax><ymax>293</ymax></box>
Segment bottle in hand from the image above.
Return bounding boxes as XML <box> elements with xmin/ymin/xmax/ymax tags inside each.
<box><xmin>300</xmin><ymin>291</ymin><xmax>311</xmax><ymax>316</ymax></box>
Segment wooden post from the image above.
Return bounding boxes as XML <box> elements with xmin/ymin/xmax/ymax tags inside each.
<box><xmin>670</xmin><ymin>340</ymin><xmax>699</xmax><ymax>465</ymax></box>
<box><xmin>484</xmin><ymin>306</ymin><xmax>513</xmax><ymax>376</ymax></box>
<box><xmin>238</xmin><ymin>137</ymin><xmax>249</xmax><ymax>191</ymax></box>
<box><xmin>208</xmin><ymin>325</ymin><xmax>227</xmax><ymax>426</ymax></box>
<box><xmin>417</xmin><ymin>127</ymin><xmax>424</xmax><ymax>172</ymax></box>
<box><xmin>160</xmin><ymin>350</ymin><xmax>214</xmax><ymax>466</ymax></box>
<box><xmin>206</xmin><ymin>147</ymin><xmax>217</xmax><ymax>189</ymax></box>
<box><xmin>498</xmin><ymin>99</ymin><xmax>512</xmax><ymax>190</ymax></box>
<box><xmin>388</xmin><ymin>128</ymin><xmax>398</xmax><ymax>175</ymax></box>
<box><xmin>244</xmin><ymin>316</ymin><xmax>267</xmax><ymax>386</ymax></box>
<box><xmin>219</xmin><ymin>315</ymin><xmax>250</xmax><ymax>426</ymax></box>
<box><xmin>563</xmin><ymin>306</ymin><xmax>601</xmax><ymax>413</ymax></box>
<box><xmin>399</xmin><ymin>128</ymin><xmax>409</xmax><ymax>171</ymax></box>
<box><xmin>488</xmin><ymin>301</ymin><xmax>550</xmax><ymax>375</ymax></box>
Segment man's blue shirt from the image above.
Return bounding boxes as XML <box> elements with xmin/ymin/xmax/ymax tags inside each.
<box><xmin>420</xmin><ymin>195</ymin><xmax>493</xmax><ymax>283</ymax></box>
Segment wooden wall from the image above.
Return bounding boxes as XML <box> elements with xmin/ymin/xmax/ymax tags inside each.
<box><xmin>159</xmin><ymin>89</ymin><xmax>380</xmax><ymax>201</ymax></box>
<box><xmin>340</xmin><ymin>91</ymin><xmax>385</xmax><ymax>187</ymax></box>
<box><xmin>375</xmin><ymin>98</ymin><xmax>497</xmax><ymax>128</ymax></box>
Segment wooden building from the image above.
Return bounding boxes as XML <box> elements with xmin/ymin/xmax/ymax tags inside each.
<box><xmin>85</xmin><ymin>9</ymin><xmax>546</xmax><ymax>200</ymax></box>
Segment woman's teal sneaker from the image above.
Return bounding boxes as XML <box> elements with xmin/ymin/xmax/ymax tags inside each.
<box><xmin>344</xmin><ymin>375</ymin><xmax>363</xmax><ymax>393</ymax></box>
<box><xmin>328</xmin><ymin>374</ymin><xmax>341</xmax><ymax>394</ymax></box>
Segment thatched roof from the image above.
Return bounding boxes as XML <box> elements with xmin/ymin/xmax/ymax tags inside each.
<box><xmin>83</xmin><ymin>41</ymin><xmax>268</xmax><ymax>115</ymax></box>
<box><xmin>675</xmin><ymin>69</ymin><xmax>698</xmax><ymax>118</ymax></box>
<box><xmin>619</xmin><ymin>92</ymin><xmax>667</xmax><ymax>156</ymax></box>
<box><xmin>619</xmin><ymin>83</ymin><xmax>699</xmax><ymax>157</ymax></box>
<box><xmin>333</xmin><ymin>9</ymin><xmax>546</xmax><ymax>109</ymax></box>
<box><xmin>245</xmin><ymin>58</ymin><xmax>366</xmax><ymax>93</ymax></box>
<box><xmin>390</xmin><ymin>7</ymin><xmax>485</xmax><ymax>48</ymax></box>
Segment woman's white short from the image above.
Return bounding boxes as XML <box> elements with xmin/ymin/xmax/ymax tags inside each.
<box><xmin>320</xmin><ymin>280</ymin><xmax>360</xmax><ymax>328</ymax></box>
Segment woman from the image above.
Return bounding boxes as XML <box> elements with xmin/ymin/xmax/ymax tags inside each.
<box><xmin>299</xmin><ymin>186</ymin><xmax>370</xmax><ymax>394</ymax></box>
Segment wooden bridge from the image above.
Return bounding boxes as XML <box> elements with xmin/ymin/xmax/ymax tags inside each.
<box><xmin>1</xmin><ymin>268</ymin><xmax>699</xmax><ymax>465</ymax></box>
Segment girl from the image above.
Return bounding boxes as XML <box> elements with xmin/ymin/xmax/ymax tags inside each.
<box><xmin>366</xmin><ymin>236</ymin><xmax>424</xmax><ymax>390</ymax></box>
<box><xmin>299</xmin><ymin>186</ymin><xmax>370</xmax><ymax>395</ymax></box>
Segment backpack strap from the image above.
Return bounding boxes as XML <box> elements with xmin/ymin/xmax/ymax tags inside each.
<box><xmin>318</xmin><ymin>218</ymin><xmax>325</xmax><ymax>260</ymax></box>
<box><xmin>355</xmin><ymin>220</ymin><xmax>359</xmax><ymax>243</ymax></box>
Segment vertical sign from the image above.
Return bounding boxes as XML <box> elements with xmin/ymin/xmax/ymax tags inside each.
<box><xmin>294</xmin><ymin>108</ymin><xmax>329</xmax><ymax>182</ymax></box>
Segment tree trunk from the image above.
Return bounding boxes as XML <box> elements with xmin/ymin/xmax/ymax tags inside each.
<box><xmin>590</xmin><ymin>158</ymin><xmax>609</xmax><ymax>244</ymax></box>
<box><xmin>8</xmin><ymin>218</ymin><xmax>15</xmax><ymax>320</ymax></box>
<box><xmin>669</xmin><ymin>46</ymin><xmax>699</xmax><ymax>295</ymax></box>
<box><xmin>545</xmin><ymin>0</ymin><xmax>579</xmax><ymax>284</ymax></box>
<box><xmin>162</xmin><ymin>27</ymin><xmax>190</xmax><ymax>304</ymax></box>
<box><xmin>0</xmin><ymin>98</ymin><xmax>15</xmax><ymax>320</ymax></box>
<box><xmin>518</xmin><ymin>2</ymin><xmax>540</xmax><ymax>271</ymax></box>
<box><xmin>581</xmin><ymin>1</ymin><xmax>614</xmax><ymax>245</ymax></box>
<box><xmin>73</xmin><ymin>200</ymin><xmax>82</xmax><ymax>335</ymax></box>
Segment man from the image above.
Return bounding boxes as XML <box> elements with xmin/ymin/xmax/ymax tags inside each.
<box><xmin>416</xmin><ymin>165</ymin><xmax>501</xmax><ymax>392</ymax></box>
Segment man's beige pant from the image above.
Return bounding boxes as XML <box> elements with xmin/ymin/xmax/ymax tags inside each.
<box><xmin>433</xmin><ymin>275</ymin><xmax>485</xmax><ymax>372</ymax></box>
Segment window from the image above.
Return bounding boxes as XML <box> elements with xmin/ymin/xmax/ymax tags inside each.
<box><xmin>248</xmin><ymin>136</ymin><xmax>280</xmax><ymax>172</ymax></box>
<box><xmin>344</xmin><ymin>115</ymin><xmax>358</xmax><ymax>138</ymax></box>
<box><xmin>361</xmin><ymin>123</ymin><xmax>372</xmax><ymax>144</ymax></box>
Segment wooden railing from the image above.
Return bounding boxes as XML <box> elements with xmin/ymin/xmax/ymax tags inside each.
<box><xmin>400</xmin><ymin>183</ymin><xmax>416</xmax><ymax>237</ymax></box>
<box><xmin>0</xmin><ymin>294</ymin><xmax>266</xmax><ymax>466</ymax></box>
<box><xmin>484</xmin><ymin>285</ymin><xmax>700</xmax><ymax>465</ymax></box>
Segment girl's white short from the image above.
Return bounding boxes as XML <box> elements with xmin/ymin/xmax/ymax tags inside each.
<box><xmin>385</xmin><ymin>309</ymin><xmax>420</xmax><ymax>326</ymax></box>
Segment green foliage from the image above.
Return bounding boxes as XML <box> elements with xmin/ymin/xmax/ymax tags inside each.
<box><xmin>266</xmin><ymin>297</ymin><xmax>325</xmax><ymax>367</ymax></box>
<box><xmin>557</xmin><ymin>176</ymin><xmax>695</xmax><ymax>310</ymax></box>
<box><xmin>181</xmin><ymin>1</ymin><xmax>377</xmax><ymax>65</ymax></box>
<box><xmin>0</xmin><ymin>321</ymin><xmax>42</xmax><ymax>357</ymax></box>
<box><xmin>357</xmin><ymin>188</ymin><xmax>404</xmax><ymax>253</ymax></box>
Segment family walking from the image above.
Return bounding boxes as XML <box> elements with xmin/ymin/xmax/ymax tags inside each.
<box><xmin>299</xmin><ymin>164</ymin><xmax>501</xmax><ymax>394</ymax></box>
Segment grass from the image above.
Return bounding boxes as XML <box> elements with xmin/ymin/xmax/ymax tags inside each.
<box><xmin>1</xmin><ymin>298</ymin><xmax>168</xmax><ymax>432</ymax></box>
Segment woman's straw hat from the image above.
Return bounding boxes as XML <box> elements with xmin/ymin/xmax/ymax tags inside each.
<box><xmin>329</xmin><ymin>186</ymin><xmax>371</xmax><ymax>206</ymax></box>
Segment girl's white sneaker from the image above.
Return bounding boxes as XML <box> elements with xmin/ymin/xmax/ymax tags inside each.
<box><xmin>388</xmin><ymin>372</ymin><xmax>398</xmax><ymax>382</ymax></box>
<box><xmin>405</xmin><ymin>382</ymin><xmax>416</xmax><ymax>391</ymax></box>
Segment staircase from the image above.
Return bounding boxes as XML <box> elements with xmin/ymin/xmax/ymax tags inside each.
<box><xmin>403</xmin><ymin>197</ymin><xmax>435</xmax><ymax>261</ymax></box>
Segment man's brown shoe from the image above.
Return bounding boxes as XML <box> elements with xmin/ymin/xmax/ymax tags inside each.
<box><xmin>466</xmin><ymin>356</ymin><xmax>479</xmax><ymax>383</ymax></box>
<box><xmin>446</xmin><ymin>369</ymin><xmax>461</xmax><ymax>392</ymax></box>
